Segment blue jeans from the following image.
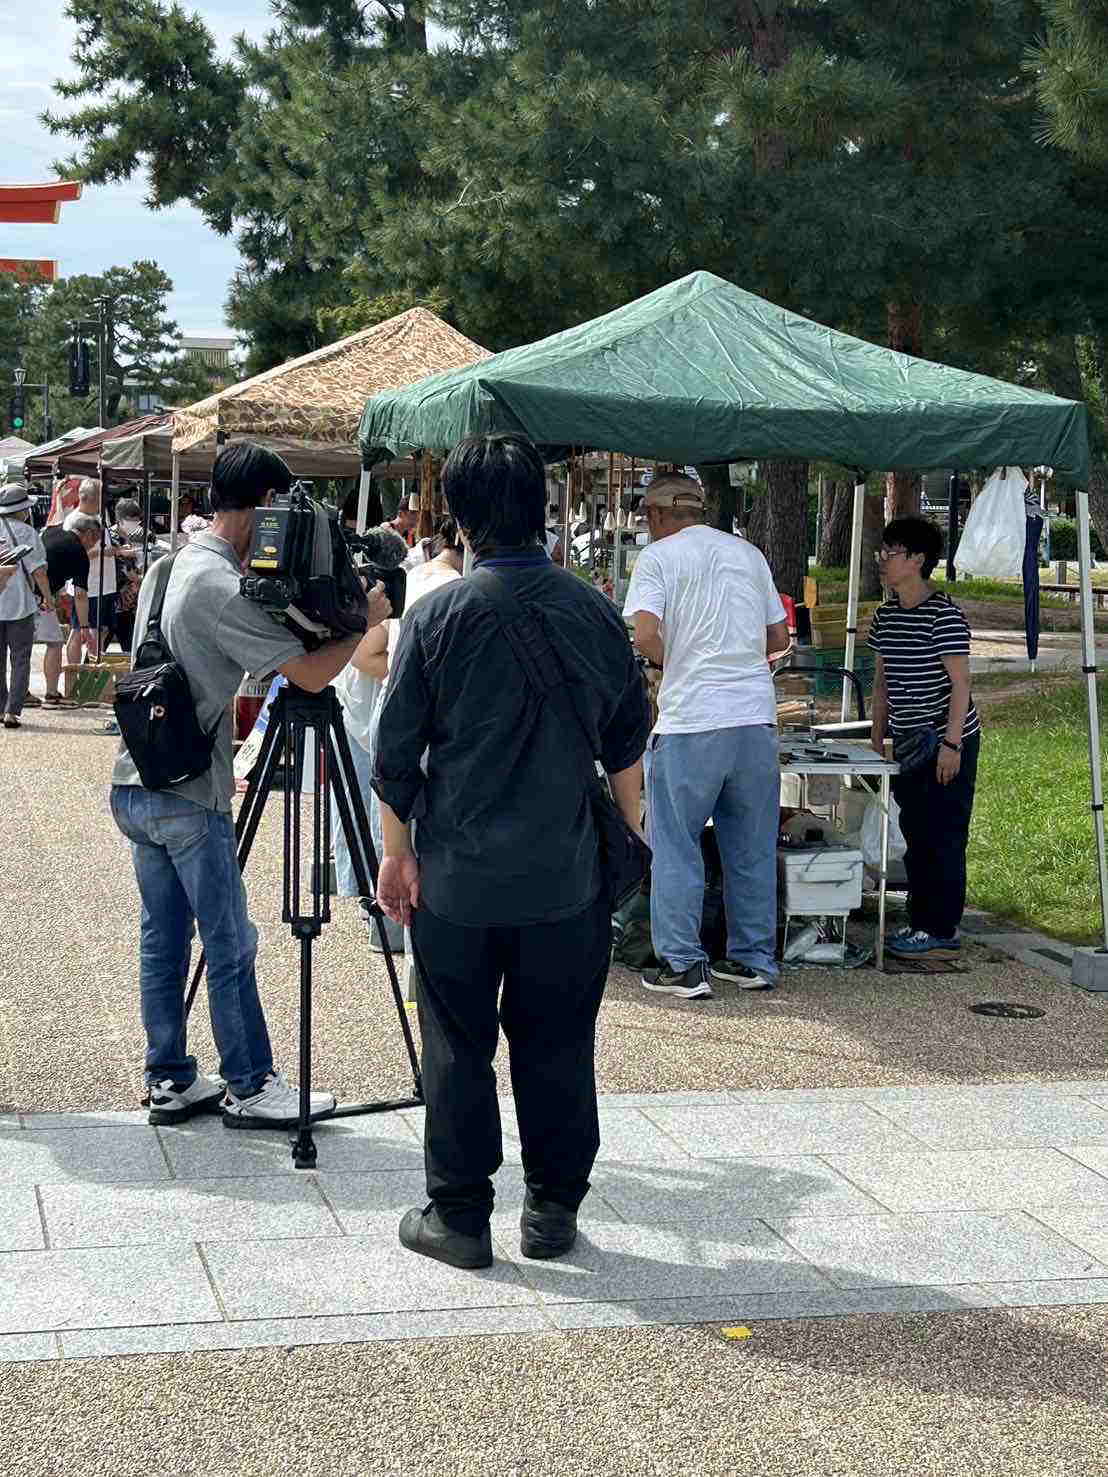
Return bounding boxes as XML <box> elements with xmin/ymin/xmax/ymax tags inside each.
<box><xmin>646</xmin><ymin>725</ymin><xmax>780</xmax><ymax>977</ymax></box>
<box><xmin>110</xmin><ymin>785</ymin><xmax>274</xmax><ymax>1095</ymax></box>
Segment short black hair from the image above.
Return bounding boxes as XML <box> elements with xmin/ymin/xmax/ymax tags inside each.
<box><xmin>114</xmin><ymin>498</ymin><xmax>141</xmax><ymax>521</ymax></box>
<box><xmin>441</xmin><ymin>433</ymin><xmax>546</xmax><ymax>549</ymax></box>
<box><xmin>882</xmin><ymin>515</ymin><xmax>944</xmax><ymax>578</ymax></box>
<box><xmin>430</xmin><ymin>514</ymin><xmax>464</xmax><ymax>558</ymax></box>
<box><xmin>210</xmin><ymin>442</ymin><xmax>293</xmax><ymax>512</ymax></box>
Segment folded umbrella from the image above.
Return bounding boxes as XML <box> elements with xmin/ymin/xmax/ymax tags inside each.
<box><xmin>1023</xmin><ymin>513</ymin><xmax>1043</xmax><ymax>665</ymax></box>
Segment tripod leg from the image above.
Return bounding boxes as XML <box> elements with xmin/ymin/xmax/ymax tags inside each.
<box><xmin>327</xmin><ymin>714</ymin><xmax>422</xmax><ymax>1097</ymax></box>
<box><xmin>183</xmin><ymin>694</ymin><xmax>286</xmax><ymax>1022</ymax></box>
<box><xmin>292</xmin><ymin>934</ymin><xmax>317</xmax><ymax>1168</ymax></box>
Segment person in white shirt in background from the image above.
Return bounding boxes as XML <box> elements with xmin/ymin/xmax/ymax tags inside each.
<box><xmin>624</xmin><ymin>475</ymin><xmax>789</xmax><ymax>1001</ymax></box>
<box><xmin>544</xmin><ymin>504</ymin><xmax>565</xmax><ymax>565</ymax></box>
<box><xmin>0</xmin><ymin>479</ymin><xmax>54</xmax><ymax>729</ymax></box>
<box><xmin>333</xmin><ymin>516</ymin><xmax>464</xmax><ymax>950</ymax></box>
<box><xmin>62</xmin><ymin>478</ymin><xmax>134</xmax><ymax>661</ymax></box>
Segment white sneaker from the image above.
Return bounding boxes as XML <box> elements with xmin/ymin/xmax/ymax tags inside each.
<box><xmin>146</xmin><ymin>1073</ymin><xmax>225</xmax><ymax>1126</ymax></box>
<box><xmin>221</xmin><ymin>1070</ymin><xmax>337</xmax><ymax>1130</ymax></box>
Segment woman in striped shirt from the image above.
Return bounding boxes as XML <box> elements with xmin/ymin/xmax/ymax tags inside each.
<box><xmin>869</xmin><ymin>516</ymin><xmax>980</xmax><ymax>957</ymax></box>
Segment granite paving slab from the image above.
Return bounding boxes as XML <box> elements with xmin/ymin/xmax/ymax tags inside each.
<box><xmin>590</xmin><ymin>1156</ymin><xmax>885</xmax><ymax>1225</ymax></box>
<box><xmin>507</xmin><ymin>1219</ymin><xmax>830</xmax><ymax>1305</ymax></box>
<box><xmin>0</xmin><ymin>1125</ymin><xmax>169</xmax><ymax>1184</ymax></box>
<box><xmin>40</xmin><ymin>1176</ymin><xmax>342</xmax><ymax>1249</ymax></box>
<box><xmin>497</xmin><ymin>1105</ymin><xmax>693</xmax><ymax>1165</ymax></box>
<box><xmin>156</xmin><ymin>1113</ymin><xmax>423</xmax><ymax>1179</ymax></box>
<box><xmin>0</xmin><ymin>1245</ymin><xmax>220</xmax><ymax>1333</ymax></box>
<box><xmin>56</xmin><ymin>1306</ymin><xmax>557</xmax><ymax>1360</ymax></box>
<box><xmin>0</xmin><ymin>1185</ymin><xmax>45</xmax><ymax>1251</ymax></box>
<box><xmin>1019</xmin><ymin>1204</ymin><xmax>1108</xmax><ymax>1265</ymax></box>
<box><xmin>823</xmin><ymin>1147</ymin><xmax>1108</xmax><ymax>1212</ymax></box>
<box><xmin>640</xmin><ymin>1101</ymin><xmax>929</xmax><ymax>1158</ymax></box>
<box><xmin>769</xmin><ymin>1209</ymin><xmax>1108</xmax><ymax>1289</ymax></box>
<box><xmin>867</xmin><ymin>1093</ymin><xmax>1108</xmax><ymax>1150</ymax></box>
<box><xmin>542</xmin><ymin>1283</ymin><xmax>1000</xmax><ymax>1331</ymax></box>
<box><xmin>201</xmin><ymin>1233</ymin><xmax>538</xmax><ymax>1320</ymax></box>
<box><xmin>0</xmin><ymin>1333</ymin><xmax>58</xmax><ymax>1362</ymax></box>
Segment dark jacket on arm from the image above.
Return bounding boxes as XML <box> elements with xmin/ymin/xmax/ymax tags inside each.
<box><xmin>373</xmin><ymin>551</ymin><xmax>651</xmax><ymax>928</ymax></box>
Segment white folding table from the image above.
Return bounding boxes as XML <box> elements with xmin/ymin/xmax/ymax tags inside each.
<box><xmin>778</xmin><ymin>737</ymin><xmax>900</xmax><ymax>970</ymax></box>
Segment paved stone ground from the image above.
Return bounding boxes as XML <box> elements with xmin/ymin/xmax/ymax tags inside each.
<box><xmin>10</xmin><ymin>1081</ymin><xmax>1108</xmax><ymax>1364</ymax></box>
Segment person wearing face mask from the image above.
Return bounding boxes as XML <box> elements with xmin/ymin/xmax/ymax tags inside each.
<box><xmin>110</xmin><ymin>498</ymin><xmax>148</xmax><ymax>655</ymax></box>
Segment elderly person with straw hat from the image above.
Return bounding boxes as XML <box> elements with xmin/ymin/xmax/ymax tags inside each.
<box><xmin>0</xmin><ymin>478</ymin><xmax>54</xmax><ymax>729</ymax></box>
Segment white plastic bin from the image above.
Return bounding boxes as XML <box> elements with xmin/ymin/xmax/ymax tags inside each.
<box><xmin>778</xmin><ymin>846</ymin><xmax>864</xmax><ymax>916</ymax></box>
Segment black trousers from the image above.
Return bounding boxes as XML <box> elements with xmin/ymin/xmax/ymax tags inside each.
<box><xmin>891</xmin><ymin>730</ymin><xmax>980</xmax><ymax>940</ymax></box>
<box><xmin>410</xmin><ymin>895</ymin><xmax>611</xmax><ymax>1234</ymax></box>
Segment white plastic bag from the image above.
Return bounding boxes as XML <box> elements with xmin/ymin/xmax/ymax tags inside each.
<box><xmin>860</xmin><ymin>794</ymin><xmax>906</xmax><ymax>868</ymax></box>
<box><xmin>953</xmin><ymin>466</ymin><xmax>1028</xmax><ymax>578</ymax></box>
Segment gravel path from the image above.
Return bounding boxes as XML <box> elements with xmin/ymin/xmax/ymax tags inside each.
<box><xmin>4</xmin><ymin>706</ymin><xmax>1106</xmax><ymax>1115</ymax></box>
<box><xmin>6</xmin><ymin>1309</ymin><xmax>1108</xmax><ymax>1476</ymax></box>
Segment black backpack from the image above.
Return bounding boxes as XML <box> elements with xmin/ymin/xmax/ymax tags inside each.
<box><xmin>113</xmin><ymin>551</ymin><xmax>219</xmax><ymax>790</ymax></box>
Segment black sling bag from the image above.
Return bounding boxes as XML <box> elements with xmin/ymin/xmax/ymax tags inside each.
<box><xmin>113</xmin><ymin>552</ymin><xmax>220</xmax><ymax>790</ymax></box>
<box><xmin>473</xmin><ymin>566</ymin><xmax>651</xmax><ymax>912</ymax></box>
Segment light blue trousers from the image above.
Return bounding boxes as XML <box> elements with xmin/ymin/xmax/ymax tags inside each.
<box><xmin>645</xmin><ymin>725</ymin><xmax>780</xmax><ymax>978</ymax></box>
<box><xmin>332</xmin><ymin>701</ymin><xmax>405</xmax><ymax>952</ymax></box>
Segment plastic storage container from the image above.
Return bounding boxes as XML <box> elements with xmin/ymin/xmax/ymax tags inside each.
<box><xmin>777</xmin><ymin>846</ymin><xmax>864</xmax><ymax>916</ymax></box>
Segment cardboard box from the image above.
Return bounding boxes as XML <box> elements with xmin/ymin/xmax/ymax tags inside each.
<box><xmin>62</xmin><ymin>656</ymin><xmax>130</xmax><ymax>706</ymax></box>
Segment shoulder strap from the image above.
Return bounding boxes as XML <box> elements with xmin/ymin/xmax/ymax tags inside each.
<box><xmin>2</xmin><ymin>518</ymin><xmax>38</xmax><ymax>597</ymax></box>
<box><xmin>472</xmin><ymin>566</ymin><xmax>602</xmax><ymax>774</ymax></box>
<box><xmin>144</xmin><ymin>551</ymin><xmax>180</xmax><ymax>631</ymax></box>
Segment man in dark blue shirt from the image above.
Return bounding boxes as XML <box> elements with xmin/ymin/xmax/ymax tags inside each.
<box><xmin>374</xmin><ymin>433</ymin><xmax>651</xmax><ymax>1271</ymax></box>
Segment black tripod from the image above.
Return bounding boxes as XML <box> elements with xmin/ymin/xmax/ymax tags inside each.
<box><xmin>183</xmin><ymin>682</ymin><xmax>423</xmax><ymax>1167</ymax></box>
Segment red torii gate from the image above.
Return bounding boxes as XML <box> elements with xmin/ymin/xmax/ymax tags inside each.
<box><xmin>1</xmin><ymin>182</ymin><xmax>82</xmax><ymax>281</ymax></box>
<box><xmin>0</xmin><ymin>181</ymin><xmax>82</xmax><ymax>223</ymax></box>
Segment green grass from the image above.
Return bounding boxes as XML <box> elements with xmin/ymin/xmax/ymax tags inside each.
<box><xmin>808</xmin><ymin>564</ymin><xmax>1082</xmax><ymax>609</ymax></box>
<box><xmin>967</xmin><ymin>679</ymin><xmax>1108</xmax><ymax>944</ymax></box>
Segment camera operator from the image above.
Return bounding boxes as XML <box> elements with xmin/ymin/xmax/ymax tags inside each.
<box><xmin>374</xmin><ymin>433</ymin><xmax>650</xmax><ymax>1272</ymax></box>
<box><xmin>110</xmin><ymin>442</ymin><xmax>391</xmax><ymax>1128</ymax></box>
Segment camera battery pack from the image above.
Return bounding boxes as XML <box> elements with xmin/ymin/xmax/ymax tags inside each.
<box><xmin>248</xmin><ymin>508</ymin><xmax>294</xmax><ymax>572</ymax></box>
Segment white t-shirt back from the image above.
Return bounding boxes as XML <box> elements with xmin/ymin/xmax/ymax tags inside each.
<box><xmin>63</xmin><ymin>509</ymin><xmax>116</xmax><ymax>596</ymax></box>
<box><xmin>623</xmin><ymin>524</ymin><xmax>786</xmax><ymax>733</ymax></box>
<box><xmin>383</xmin><ymin>561</ymin><xmax>462</xmax><ymax>683</ymax></box>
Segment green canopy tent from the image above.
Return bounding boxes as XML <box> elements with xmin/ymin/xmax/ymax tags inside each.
<box><xmin>360</xmin><ymin>271</ymin><xmax>1106</xmax><ymax>966</ymax></box>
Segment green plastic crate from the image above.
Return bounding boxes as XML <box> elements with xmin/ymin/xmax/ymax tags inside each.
<box><xmin>799</xmin><ymin>646</ymin><xmax>877</xmax><ymax>699</ymax></box>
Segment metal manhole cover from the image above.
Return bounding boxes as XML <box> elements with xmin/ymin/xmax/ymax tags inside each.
<box><xmin>969</xmin><ymin>1001</ymin><xmax>1046</xmax><ymax>1020</ymax></box>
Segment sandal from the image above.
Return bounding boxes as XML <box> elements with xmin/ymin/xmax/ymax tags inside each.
<box><xmin>43</xmin><ymin>692</ymin><xmax>73</xmax><ymax>707</ymax></box>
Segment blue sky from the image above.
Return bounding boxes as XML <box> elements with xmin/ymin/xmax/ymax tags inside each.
<box><xmin>2</xmin><ymin>0</ymin><xmax>298</xmax><ymax>337</ymax></box>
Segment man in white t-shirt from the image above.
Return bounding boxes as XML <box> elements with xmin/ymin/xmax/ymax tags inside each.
<box><xmin>624</xmin><ymin>475</ymin><xmax>788</xmax><ymax>1000</ymax></box>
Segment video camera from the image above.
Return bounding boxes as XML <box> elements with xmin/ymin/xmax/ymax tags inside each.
<box><xmin>240</xmin><ymin>482</ymin><xmax>407</xmax><ymax>648</ymax></box>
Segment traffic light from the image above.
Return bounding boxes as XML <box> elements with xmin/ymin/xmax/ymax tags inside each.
<box><xmin>8</xmin><ymin>388</ymin><xmax>26</xmax><ymax>433</ymax></box>
<box><xmin>68</xmin><ymin>336</ymin><xmax>90</xmax><ymax>396</ymax></box>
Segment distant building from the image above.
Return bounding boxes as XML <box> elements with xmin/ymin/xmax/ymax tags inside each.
<box><xmin>181</xmin><ymin>336</ymin><xmax>236</xmax><ymax>371</ymax></box>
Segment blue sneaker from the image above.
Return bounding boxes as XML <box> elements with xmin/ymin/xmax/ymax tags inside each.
<box><xmin>888</xmin><ymin>929</ymin><xmax>961</xmax><ymax>958</ymax></box>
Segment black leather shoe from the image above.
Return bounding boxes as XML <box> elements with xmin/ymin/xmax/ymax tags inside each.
<box><xmin>398</xmin><ymin>1206</ymin><xmax>493</xmax><ymax>1270</ymax></box>
<box><xmin>520</xmin><ymin>1192</ymin><xmax>578</xmax><ymax>1260</ymax></box>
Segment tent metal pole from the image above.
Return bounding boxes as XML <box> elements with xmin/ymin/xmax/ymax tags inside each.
<box><xmin>841</xmin><ymin>477</ymin><xmax>866</xmax><ymax>722</ymax></box>
<box><xmin>355</xmin><ymin>460</ymin><xmax>372</xmax><ymax>535</ymax></box>
<box><xmin>170</xmin><ymin>450</ymin><xmax>181</xmax><ymax>546</ymax></box>
<box><xmin>1076</xmin><ymin>489</ymin><xmax>1108</xmax><ymax>950</ymax></box>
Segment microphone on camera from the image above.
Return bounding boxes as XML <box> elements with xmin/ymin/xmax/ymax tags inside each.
<box><xmin>357</xmin><ymin>524</ymin><xmax>409</xmax><ymax>569</ymax></box>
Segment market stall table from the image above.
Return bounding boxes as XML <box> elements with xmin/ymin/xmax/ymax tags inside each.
<box><xmin>778</xmin><ymin>737</ymin><xmax>900</xmax><ymax>970</ymax></box>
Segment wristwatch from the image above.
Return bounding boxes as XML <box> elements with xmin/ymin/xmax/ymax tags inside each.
<box><xmin>941</xmin><ymin>739</ymin><xmax>962</xmax><ymax>753</ymax></box>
